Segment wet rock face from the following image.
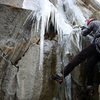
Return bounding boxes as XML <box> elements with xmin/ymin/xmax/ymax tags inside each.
<box><xmin>0</xmin><ymin>4</ymin><xmax>31</xmax><ymax>64</ymax></box>
<box><xmin>0</xmin><ymin>0</ymin><xmax>24</xmax><ymax>8</ymax></box>
<box><xmin>16</xmin><ymin>40</ymin><xmax>58</xmax><ymax>100</ymax></box>
<box><xmin>0</xmin><ymin>4</ymin><xmax>30</xmax><ymax>100</ymax></box>
<box><xmin>82</xmin><ymin>0</ymin><xmax>100</xmax><ymax>11</ymax></box>
<box><xmin>0</xmin><ymin>4</ymin><xmax>59</xmax><ymax>100</ymax></box>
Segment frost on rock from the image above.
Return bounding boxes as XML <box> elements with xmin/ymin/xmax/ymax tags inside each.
<box><xmin>23</xmin><ymin>0</ymin><xmax>73</xmax><ymax>70</ymax></box>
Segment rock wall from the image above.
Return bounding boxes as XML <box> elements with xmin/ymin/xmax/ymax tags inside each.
<box><xmin>0</xmin><ymin>4</ymin><xmax>60</xmax><ymax>100</ymax></box>
<box><xmin>82</xmin><ymin>0</ymin><xmax>100</xmax><ymax>11</ymax></box>
<box><xmin>0</xmin><ymin>0</ymin><xmax>100</xmax><ymax>100</ymax></box>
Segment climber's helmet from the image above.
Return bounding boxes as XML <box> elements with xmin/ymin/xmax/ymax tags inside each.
<box><xmin>87</xmin><ymin>18</ymin><xmax>95</xmax><ymax>26</ymax></box>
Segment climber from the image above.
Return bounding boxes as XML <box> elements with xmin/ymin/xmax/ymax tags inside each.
<box><xmin>51</xmin><ymin>18</ymin><xmax>100</xmax><ymax>96</ymax></box>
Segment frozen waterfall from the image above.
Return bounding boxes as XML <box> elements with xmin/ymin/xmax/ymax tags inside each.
<box><xmin>23</xmin><ymin>0</ymin><xmax>73</xmax><ymax>70</ymax></box>
<box><xmin>22</xmin><ymin>0</ymin><xmax>92</xmax><ymax>100</ymax></box>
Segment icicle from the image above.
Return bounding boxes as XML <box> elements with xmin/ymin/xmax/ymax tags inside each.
<box><xmin>39</xmin><ymin>17</ymin><xmax>45</xmax><ymax>70</ymax></box>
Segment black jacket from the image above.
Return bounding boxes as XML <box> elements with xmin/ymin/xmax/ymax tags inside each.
<box><xmin>82</xmin><ymin>20</ymin><xmax>100</xmax><ymax>53</ymax></box>
<box><xmin>82</xmin><ymin>20</ymin><xmax>100</xmax><ymax>39</ymax></box>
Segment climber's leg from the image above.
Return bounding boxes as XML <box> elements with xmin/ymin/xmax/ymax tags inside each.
<box><xmin>61</xmin><ymin>43</ymin><xmax>97</xmax><ymax>77</ymax></box>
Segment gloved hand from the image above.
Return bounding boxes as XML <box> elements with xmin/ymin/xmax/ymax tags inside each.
<box><xmin>86</xmin><ymin>85</ymin><xmax>94</xmax><ymax>96</ymax></box>
<box><xmin>81</xmin><ymin>26</ymin><xmax>86</xmax><ymax>30</ymax></box>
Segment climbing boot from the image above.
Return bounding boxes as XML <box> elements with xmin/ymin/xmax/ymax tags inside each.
<box><xmin>51</xmin><ymin>74</ymin><xmax>63</xmax><ymax>84</ymax></box>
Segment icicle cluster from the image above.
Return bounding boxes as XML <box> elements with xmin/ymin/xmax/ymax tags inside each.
<box><xmin>23</xmin><ymin>0</ymin><xmax>73</xmax><ymax>70</ymax></box>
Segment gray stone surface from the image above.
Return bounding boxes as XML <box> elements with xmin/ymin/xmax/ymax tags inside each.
<box><xmin>0</xmin><ymin>4</ymin><xmax>59</xmax><ymax>100</ymax></box>
<box><xmin>0</xmin><ymin>0</ymin><xmax>24</xmax><ymax>8</ymax></box>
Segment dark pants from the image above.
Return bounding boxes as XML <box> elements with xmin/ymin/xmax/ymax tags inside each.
<box><xmin>62</xmin><ymin>44</ymin><xmax>100</xmax><ymax>85</ymax></box>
